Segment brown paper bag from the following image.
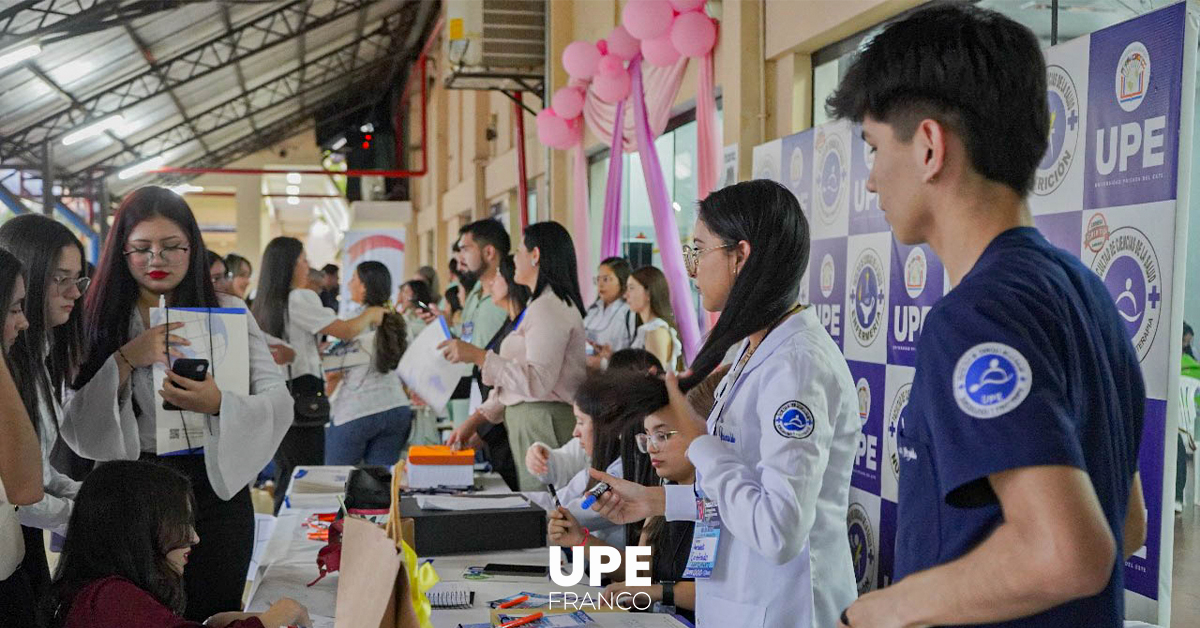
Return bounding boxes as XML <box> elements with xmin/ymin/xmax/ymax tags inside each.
<box><xmin>333</xmin><ymin>464</ymin><xmax>420</xmax><ymax>628</ymax></box>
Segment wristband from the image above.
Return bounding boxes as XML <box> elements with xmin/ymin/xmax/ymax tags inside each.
<box><xmin>660</xmin><ymin>581</ymin><xmax>675</xmax><ymax>608</ymax></box>
<box><xmin>578</xmin><ymin>527</ymin><xmax>590</xmax><ymax>546</ymax></box>
<box><xmin>116</xmin><ymin>347</ymin><xmax>133</xmax><ymax>369</ymax></box>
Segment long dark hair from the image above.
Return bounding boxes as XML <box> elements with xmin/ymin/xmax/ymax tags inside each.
<box><xmin>224</xmin><ymin>252</ymin><xmax>251</xmax><ymax>278</ymax></box>
<box><xmin>0</xmin><ymin>214</ymin><xmax>86</xmax><ymax>421</ymax></box>
<box><xmin>75</xmin><ymin>187</ymin><xmax>218</xmax><ymax>388</ymax></box>
<box><xmin>0</xmin><ymin>248</ymin><xmax>26</xmax><ymax>369</ymax></box>
<box><xmin>497</xmin><ymin>254</ymin><xmax>531</xmax><ymax>315</ymax></box>
<box><xmin>575</xmin><ymin>352</ymin><xmax>664</xmax><ymax>544</ymax></box>
<box><xmin>679</xmin><ymin>180</ymin><xmax>808</xmax><ymax>391</ymax></box>
<box><xmin>355</xmin><ymin>261</ymin><xmax>407</xmax><ymax>373</ymax></box>
<box><xmin>598</xmin><ymin>256</ymin><xmax>632</xmax><ymax>297</ymax></box>
<box><xmin>46</xmin><ymin>460</ymin><xmax>196</xmax><ymax>626</ymax></box>
<box><xmin>250</xmin><ymin>236</ymin><xmax>305</xmax><ymax>339</ymax></box>
<box><xmin>630</xmin><ymin>265</ymin><xmax>676</xmax><ymax>331</ymax></box>
<box><xmin>523</xmin><ymin>222</ymin><xmax>585</xmax><ymax>316</ymax></box>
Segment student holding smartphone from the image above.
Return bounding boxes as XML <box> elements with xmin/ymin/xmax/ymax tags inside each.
<box><xmin>66</xmin><ymin>187</ymin><xmax>294</xmax><ymax>622</ymax></box>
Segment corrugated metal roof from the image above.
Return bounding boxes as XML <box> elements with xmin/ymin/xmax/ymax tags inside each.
<box><xmin>0</xmin><ymin>0</ymin><xmax>436</xmax><ymax>193</ymax></box>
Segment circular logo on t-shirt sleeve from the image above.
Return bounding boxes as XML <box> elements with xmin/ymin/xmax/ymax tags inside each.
<box><xmin>953</xmin><ymin>343</ymin><xmax>1033</xmax><ymax>419</ymax></box>
<box><xmin>774</xmin><ymin>401</ymin><xmax>816</xmax><ymax>439</ymax></box>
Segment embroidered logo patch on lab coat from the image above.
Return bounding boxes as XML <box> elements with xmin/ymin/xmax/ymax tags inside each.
<box><xmin>773</xmin><ymin>401</ymin><xmax>816</xmax><ymax>439</ymax></box>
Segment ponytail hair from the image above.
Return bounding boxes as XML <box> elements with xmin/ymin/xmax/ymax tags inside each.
<box><xmin>373</xmin><ymin>313</ymin><xmax>408</xmax><ymax>373</ymax></box>
<box><xmin>679</xmin><ymin>180</ymin><xmax>809</xmax><ymax>391</ymax></box>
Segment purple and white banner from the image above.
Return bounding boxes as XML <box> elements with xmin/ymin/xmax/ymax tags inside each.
<box><xmin>751</xmin><ymin>3</ymin><xmax>1194</xmax><ymax>622</ymax></box>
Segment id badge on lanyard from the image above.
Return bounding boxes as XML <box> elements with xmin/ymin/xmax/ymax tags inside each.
<box><xmin>462</xmin><ymin>321</ymin><xmax>475</xmax><ymax>344</ymax></box>
<box><xmin>683</xmin><ymin>486</ymin><xmax>722</xmax><ymax>579</ymax></box>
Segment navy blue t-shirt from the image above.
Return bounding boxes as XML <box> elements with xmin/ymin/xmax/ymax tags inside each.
<box><xmin>895</xmin><ymin>227</ymin><xmax>1144</xmax><ymax>626</ymax></box>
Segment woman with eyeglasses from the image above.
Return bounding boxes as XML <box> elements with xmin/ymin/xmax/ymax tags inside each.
<box><xmin>206</xmin><ymin>251</ymin><xmax>232</xmax><ymax>295</ymax></box>
<box><xmin>0</xmin><ymin>214</ymin><xmax>91</xmax><ymax>607</ymax></box>
<box><xmin>65</xmin><ymin>186</ymin><xmax>294</xmax><ymax>622</ymax></box>
<box><xmin>583</xmin><ymin>257</ymin><xmax>635</xmax><ymax>369</ymax></box>
<box><xmin>585</xmin><ymin>180</ymin><xmax>860</xmax><ymax>628</ymax></box>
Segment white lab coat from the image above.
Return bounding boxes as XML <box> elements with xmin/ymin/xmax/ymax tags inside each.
<box><xmin>527</xmin><ymin>457</ymin><xmax>625</xmax><ymax>548</ymax></box>
<box><xmin>0</xmin><ymin>476</ymin><xmax>24</xmax><ymax>580</ymax></box>
<box><xmin>664</xmin><ymin>307</ymin><xmax>859</xmax><ymax>628</ymax></box>
<box><xmin>530</xmin><ymin>437</ymin><xmax>589</xmax><ymax>487</ymax></box>
<box><xmin>61</xmin><ymin>294</ymin><xmax>293</xmax><ymax>500</ymax></box>
<box><xmin>18</xmin><ymin>385</ymin><xmax>80</xmax><ymax>537</ymax></box>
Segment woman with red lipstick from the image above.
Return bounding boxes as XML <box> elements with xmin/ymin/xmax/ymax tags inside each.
<box><xmin>67</xmin><ymin>187</ymin><xmax>293</xmax><ymax>622</ymax></box>
<box><xmin>0</xmin><ymin>214</ymin><xmax>89</xmax><ymax>606</ymax></box>
<box><xmin>45</xmin><ymin>460</ymin><xmax>310</xmax><ymax>628</ymax></box>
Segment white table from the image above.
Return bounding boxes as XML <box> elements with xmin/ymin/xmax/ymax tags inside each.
<box><xmin>245</xmin><ymin>466</ymin><xmax>590</xmax><ymax>627</ymax></box>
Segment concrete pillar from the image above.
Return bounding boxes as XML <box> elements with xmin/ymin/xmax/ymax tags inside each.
<box><xmin>235</xmin><ymin>176</ymin><xmax>263</xmax><ymax>259</ymax></box>
<box><xmin>547</xmin><ymin>0</ymin><xmax>573</xmax><ymax>226</ymax></box>
<box><xmin>720</xmin><ymin>0</ymin><xmax>767</xmax><ymax>180</ymax></box>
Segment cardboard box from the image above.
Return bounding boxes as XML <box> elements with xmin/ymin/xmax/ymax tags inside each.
<box><xmin>400</xmin><ymin>495</ymin><xmax>546</xmax><ymax>556</ymax></box>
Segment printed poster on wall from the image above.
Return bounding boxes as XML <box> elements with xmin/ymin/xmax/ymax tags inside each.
<box><xmin>339</xmin><ymin>229</ymin><xmax>407</xmax><ymax>314</ymax></box>
<box><xmin>750</xmin><ymin>3</ymin><xmax>1195</xmax><ymax>622</ymax></box>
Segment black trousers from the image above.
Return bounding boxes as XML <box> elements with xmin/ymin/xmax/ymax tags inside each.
<box><xmin>273</xmin><ymin>424</ymin><xmax>326</xmax><ymax>513</ymax></box>
<box><xmin>142</xmin><ymin>453</ymin><xmax>254</xmax><ymax>622</ymax></box>
<box><xmin>0</xmin><ymin>527</ymin><xmax>48</xmax><ymax>627</ymax></box>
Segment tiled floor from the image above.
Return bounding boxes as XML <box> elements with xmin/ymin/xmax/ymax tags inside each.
<box><xmin>1172</xmin><ymin>506</ymin><xmax>1199</xmax><ymax>627</ymax></box>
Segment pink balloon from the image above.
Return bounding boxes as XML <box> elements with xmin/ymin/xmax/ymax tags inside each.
<box><xmin>670</xmin><ymin>0</ymin><xmax>706</xmax><ymax>12</ymax></box>
<box><xmin>562</xmin><ymin>41</ymin><xmax>601</xmax><ymax>79</ymax></box>
<box><xmin>606</xmin><ymin>25</ymin><xmax>640</xmax><ymax>60</ymax></box>
<box><xmin>592</xmin><ymin>69</ymin><xmax>631</xmax><ymax>104</ymax></box>
<box><xmin>597</xmin><ymin>55</ymin><xmax>625</xmax><ymax>77</ymax></box>
<box><xmin>552</xmin><ymin>86</ymin><xmax>585</xmax><ymax>119</ymax></box>
<box><xmin>670</xmin><ymin>11</ymin><xmax>716</xmax><ymax>58</ymax></box>
<box><xmin>622</xmin><ymin>0</ymin><xmax>674</xmax><ymax>41</ymax></box>
<box><xmin>641</xmin><ymin>33</ymin><xmax>680</xmax><ymax>67</ymax></box>
<box><xmin>536</xmin><ymin>108</ymin><xmax>571</xmax><ymax>148</ymax></box>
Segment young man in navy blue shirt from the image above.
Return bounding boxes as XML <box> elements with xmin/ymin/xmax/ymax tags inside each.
<box><xmin>830</xmin><ymin>4</ymin><xmax>1147</xmax><ymax>627</ymax></box>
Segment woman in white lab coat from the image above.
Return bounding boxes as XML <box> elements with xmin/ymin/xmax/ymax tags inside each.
<box><xmin>65</xmin><ymin>186</ymin><xmax>293</xmax><ymax>622</ymax></box>
<box><xmin>588</xmin><ymin>179</ymin><xmax>860</xmax><ymax>628</ymax></box>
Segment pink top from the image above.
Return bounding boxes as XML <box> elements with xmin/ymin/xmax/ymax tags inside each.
<box><xmin>63</xmin><ymin>576</ymin><xmax>265</xmax><ymax>628</ymax></box>
<box><xmin>479</xmin><ymin>291</ymin><xmax>587</xmax><ymax>422</ymax></box>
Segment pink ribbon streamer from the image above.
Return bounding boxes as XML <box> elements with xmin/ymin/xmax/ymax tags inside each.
<box><xmin>600</xmin><ymin>94</ymin><xmax>626</xmax><ymax>260</ymax></box>
<box><xmin>582</xmin><ymin>58</ymin><xmax>688</xmax><ymax>153</ymax></box>
<box><xmin>572</xmin><ymin>145</ymin><xmax>595</xmax><ymax>305</ymax></box>
<box><xmin>696</xmin><ymin>51</ymin><xmax>721</xmax><ymax>201</ymax></box>
<box><xmin>630</xmin><ymin>61</ymin><xmax>700</xmax><ymax>363</ymax></box>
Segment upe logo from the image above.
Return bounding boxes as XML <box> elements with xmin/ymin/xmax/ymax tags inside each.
<box><xmin>1085</xmin><ymin>213</ymin><xmax>1110</xmax><ymax>253</ymax></box>
<box><xmin>953</xmin><ymin>343</ymin><xmax>1033</xmax><ymax>419</ymax></box>
<box><xmin>850</xmin><ymin>248</ymin><xmax>886</xmax><ymax>347</ymax></box>
<box><xmin>551</xmin><ymin>546</ymin><xmax>652</xmax><ymax>587</ymax></box>
<box><xmin>1036</xmin><ymin>65</ymin><xmax>1080</xmax><ymax>196</ymax></box>
<box><xmin>1090</xmin><ymin>226</ymin><xmax>1161</xmax><ymax>361</ymax></box>
<box><xmin>789</xmin><ymin>145</ymin><xmax>805</xmax><ymax>192</ymax></box>
<box><xmin>814</xmin><ymin>129</ymin><xmax>848</xmax><ymax>225</ymax></box>
<box><xmin>1116</xmin><ymin>41</ymin><xmax>1150</xmax><ymax>113</ymax></box>
<box><xmin>847</xmin><ymin>503</ymin><xmax>876</xmax><ymax>595</ymax></box>
<box><xmin>856</xmin><ymin>378</ymin><xmax>871</xmax><ymax>425</ymax></box>
<box><xmin>755</xmin><ymin>150</ymin><xmax>778</xmax><ymax>181</ymax></box>
<box><xmin>904</xmin><ymin>247</ymin><xmax>927</xmax><ymax>299</ymax></box>
<box><xmin>820</xmin><ymin>253</ymin><xmax>837</xmax><ymax>299</ymax></box>
<box><xmin>885</xmin><ymin>383</ymin><xmax>910</xmax><ymax>481</ymax></box>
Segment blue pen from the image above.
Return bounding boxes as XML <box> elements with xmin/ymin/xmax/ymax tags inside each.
<box><xmin>438</xmin><ymin>316</ymin><xmax>454</xmax><ymax>339</ymax></box>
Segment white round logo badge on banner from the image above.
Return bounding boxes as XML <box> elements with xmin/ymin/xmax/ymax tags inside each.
<box><xmin>1090</xmin><ymin>226</ymin><xmax>1162</xmax><ymax>361</ymax></box>
<box><xmin>856</xmin><ymin>378</ymin><xmax>871</xmax><ymax>426</ymax></box>
<box><xmin>814</xmin><ymin>129</ymin><xmax>848</xmax><ymax>225</ymax></box>
<box><xmin>1036</xmin><ymin>65</ymin><xmax>1081</xmax><ymax>196</ymax></box>
<box><xmin>904</xmin><ymin>247</ymin><xmax>927</xmax><ymax>300</ymax></box>
<box><xmin>850</xmin><ymin>248</ymin><xmax>886</xmax><ymax>347</ymax></box>
<box><xmin>789</xmin><ymin>146</ymin><xmax>805</xmax><ymax>191</ymax></box>
<box><xmin>953</xmin><ymin>343</ymin><xmax>1033</xmax><ymax>419</ymax></box>
<box><xmin>1115</xmin><ymin>41</ymin><xmax>1151</xmax><ymax>113</ymax></box>
<box><xmin>820</xmin><ymin>253</ymin><xmax>837</xmax><ymax>299</ymax></box>
<box><xmin>885</xmin><ymin>383</ymin><xmax>910</xmax><ymax>481</ymax></box>
<box><xmin>847</xmin><ymin>503</ymin><xmax>876</xmax><ymax>595</ymax></box>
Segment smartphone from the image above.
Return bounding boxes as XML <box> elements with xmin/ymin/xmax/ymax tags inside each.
<box><xmin>163</xmin><ymin>358</ymin><xmax>209</xmax><ymax>411</ymax></box>
<box><xmin>481</xmin><ymin>563</ymin><xmax>549</xmax><ymax>577</ymax></box>
<box><xmin>415</xmin><ymin>300</ymin><xmax>432</xmax><ymax>313</ymax></box>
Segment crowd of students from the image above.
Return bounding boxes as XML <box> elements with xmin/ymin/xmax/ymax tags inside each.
<box><xmin>0</xmin><ymin>4</ymin><xmax>1158</xmax><ymax>628</ymax></box>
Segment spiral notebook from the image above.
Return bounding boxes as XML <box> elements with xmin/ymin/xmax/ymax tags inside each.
<box><xmin>427</xmin><ymin>582</ymin><xmax>474</xmax><ymax>609</ymax></box>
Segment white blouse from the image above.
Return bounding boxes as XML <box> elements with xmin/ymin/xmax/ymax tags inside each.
<box><xmin>633</xmin><ymin>318</ymin><xmax>682</xmax><ymax>370</ymax></box>
<box><xmin>285</xmin><ymin>289</ymin><xmax>337</xmax><ymax>380</ymax></box>
<box><xmin>0</xmin><ymin>478</ymin><xmax>23</xmax><ymax>580</ymax></box>
<box><xmin>329</xmin><ymin>326</ymin><xmax>408</xmax><ymax>426</ymax></box>
<box><xmin>61</xmin><ymin>294</ymin><xmax>293</xmax><ymax>500</ymax></box>
<box><xmin>18</xmin><ymin>386</ymin><xmax>80</xmax><ymax>537</ymax></box>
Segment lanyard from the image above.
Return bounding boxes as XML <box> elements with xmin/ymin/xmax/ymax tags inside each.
<box><xmin>708</xmin><ymin>305</ymin><xmax>804</xmax><ymax>434</ymax></box>
<box><xmin>512</xmin><ymin>309</ymin><xmax>527</xmax><ymax>333</ymax></box>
